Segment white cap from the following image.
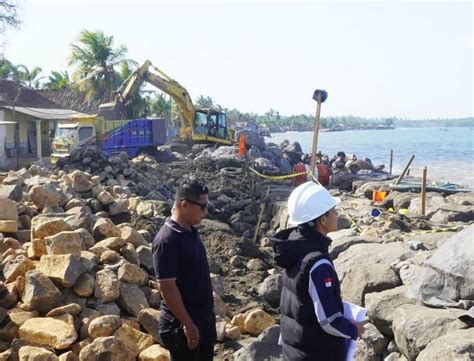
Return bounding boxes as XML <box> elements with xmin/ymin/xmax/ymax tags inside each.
<box><xmin>287</xmin><ymin>181</ymin><xmax>340</xmax><ymax>226</ymax></box>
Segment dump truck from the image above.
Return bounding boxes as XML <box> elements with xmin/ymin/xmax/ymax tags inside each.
<box><xmin>50</xmin><ymin>115</ymin><xmax>166</xmax><ymax>163</ymax></box>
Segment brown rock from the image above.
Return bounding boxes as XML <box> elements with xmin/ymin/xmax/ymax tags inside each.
<box><xmin>19</xmin><ymin>314</ymin><xmax>78</xmax><ymax>350</ymax></box>
<box><xmin>58</xmin><ymin>351</ymin><xmax>78</xmax><ymax>361</ymax></box>
<box><xmin>32</xmin><ymin>218</ymin><xmax>72</xmax><ymax>239</ymax></box>
<box><xmin>29</xmin><ymin>238</ymin><xmax>48</xmax><ymax>258</ymax></box>
<box><xmin>138</xmin><ymin>344</ymin><xmax>170</xmax><ymax>361</ymax></box>
<box><xmin>118</xmin><ymin>282</ymin><xmax>149</xmax><ymax>317</ymax></box>
<box><xmin>92</xmin><ymin>218</ymin><xmax>121</xmax><ymax>241</ymax></box>
<box><xmin>79</xmin><ymin>251</ymin><xmax>98</xmax><ymax>273</ymax></box>
<box><xmin>3</xmin><ymin>255</ymin><xmax>35</xmax><ymax>282</ymax></box>
<box><xmin>18</xmin><ymin>345</ymin><xmax>59</xmax><ymax>360</ymax></box>
<box><xmin>94</xmin><ymin>237</ymin><xmax>125</xmax><ymax>251</ymax></box>
<box><xmin>94</xmin><ymin>269</ymin><xmax>120</xmax><ymax>304</ymax></box>
<box><xmin>137</xmin><ymin>308</ymin><xmax>161</xmax><ymax>343</ymax></box>
<box><xmin>0</xmin><ymin>197</ymin><xmax>19</xmax><ymax>221</ymax></box>
<box><xmin>46</xmin><ymin>303</ymin><xmax>82</xmax><ymax>317</ymax></box>
<box><xmin>88</xmin><ymin>315</ymin><xmax>122</xmax><ymax>339</ymax></box>
<box><xmin>18</xmin><ymin>346</ymin><xmax>59</xmax><ymax>361</ymax></box>
<box><xmin>36</xmin><ymin>255</ymin><xmax>84</xmax><ymax>287</ymax></box>
<box><xmin>0</xmin><ymin>220</ymin><xmax>18</xmax><ymax>233</ymax></box>
<box><xmin>70</xmin><ymin>171</ymin><xmax>94</xmax><ymax>193</ymax></box>
<box><xmin>225</xmin><ymin>323</ymin><xmax>241</xmax><ymax>341</ymax></box>
<box><xmin>73</xmin><ymin>273</ymin><xmax>95</xmax><ymax>297</ymax></box>
<box><xmin>120</xmin><ymin>243</ymin><xmax>140</xmax><ymax>265</ymax></box>
<box><xmin>44</xmin><ymin>232</ymin><xmax>82</xmax><ymax>256</ymax></box>
<box><xmin>0</xmin><ymin>237</ymin><xmax>22</xmax><ymax>255</ymax></box>
<box><xmin>7</xmin><ymin>308</ymin><xmax>39</xmax><ymax>326</ymax></box>
<box><xmin>114</xmin><ymin>324</ymin><xmax>155</xmax><ymax>356</ymax></box>
<box><xmin>117</xmin><ymin>263</ymin><xmax>147</xmax><ymax>285</ymax></box>
<box><xmin>243</xmin><ymin>309</ymin><xmax>275</xmax><ymax>335</ymax></box>
<box><xmin>0</xmin><ymin>281</ymin><xmax>17</xmax><ymax>308</ymax></box>
<box><xmin>121</xmin><ymin>227</ymin><xmax>147</xmax><ymax>248</ymax></box>
<box><xmin>97</xmin><ymin>191</ymin><xmax>114</xmax><ymax>205</ymax></box>
<box><xmin>22</xmin><ymin>270</ymin><xmax>63</xmax><ymax>314</ymax></box>
<box><xmin>230</xmin><ymin>313</ymin><xmax>247</xmax><ymax>334</ymax></box>
<box><xmin>78</xmin><ymin>336</ymin><xmax>135</xmax><ymax>361</ymax></box>
<box><xmin>77</xmin><ymin>308</ymin><xmax>101</xmax><ymax>339</ymax></box>
<box><xmin>99</xmin><ymin>250</ymin><xmax>121</xmax><ymax>264</ymax></box>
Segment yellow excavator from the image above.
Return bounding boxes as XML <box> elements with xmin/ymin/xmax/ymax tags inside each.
<box><xmin>98</xmin><ymin>60</ymin><xmax>234</xmax><ymax>145</ymax></box>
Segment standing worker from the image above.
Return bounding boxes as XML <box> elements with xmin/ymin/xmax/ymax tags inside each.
<box><xmin>271</xmin><ymin>181</ymin><xmax>365</xmax><ymax>360</ymax></box>
<box><xmin>152</xmin><ymin>180</ymin><xmax>216</xmax><ymax>361</ymax></box>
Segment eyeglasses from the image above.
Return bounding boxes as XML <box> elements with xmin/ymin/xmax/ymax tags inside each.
<box><xmin>183</xmin><ymin>199</ymin><xmax>209</xmax><ymax>211</ymax></box>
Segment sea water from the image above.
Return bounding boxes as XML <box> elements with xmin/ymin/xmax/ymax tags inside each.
<box><xmin>265</xmin><ymin>127</ymin><xmax>474</xmax><ymax>187</ymax></box>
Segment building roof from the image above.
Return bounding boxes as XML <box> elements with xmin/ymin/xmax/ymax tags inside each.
<box><xmin>0</xmin><ymin>80</ymin><xmax>65</xmax><ymax>108</ymax></box>
<box><xmin>39</xmin><ymin>88</ymin><xmax>112</xmax><ymax>115</ymax></box>
<box><xmin>1</xmin><ymin>106</ymin><xmax>87</xmax><ymax>120</ymax></box>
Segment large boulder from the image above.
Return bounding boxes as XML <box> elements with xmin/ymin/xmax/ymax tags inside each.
<box><xmin>392</xmin><ymin>304</ymin><xmax>468</xmax><ymax>360</ymax></box>
<box><xmin>18</xmin><ymin>346</ymin><xmax>59</xmax><ymax>361</ymax></box>
<box><xmin>22</xmin><ymin>270</ymin><xmax>64</xmax><ymax>314</ymax></box>
<box><xmin>78</xmin><ymin>336</ymin><xmax>135</xmax><ymax>360</ymax></box>
<box><xmin>258</xmin><ymin>274</ymin><xmax>282</xmax><ymax>308</ymax></box>
<box><xmin>94</xmin><ymin>269</ymin><xmax>120</xmax><ymax>304</ymax></box>
<box><xmin>113</xmin><ymin>324</ymin><xmax>155</xmax><ymax>357</ymax></box>
<box><xmin>409</xmin><ymin>225</ymin><xmax>474</xmax><ymax>307</ymax></box>
<box><xmin>341</xmin><ymin>263</ymin><xmax>401</xmax><ymax>306</ymax></box>
<box><xmin>118</xmin><ymin>282</ymin><xmax>149</xmax><ymax>317</ymax></box>
<box><xmin>334</xmin><ymin>242</ymin><xmax>414</xmax><ymax>282</ymax></box>
<box><xmin>416</xmin><ymin>328</ymin><xmax>474</xmax><ymax>361</ymax></box>
<box><xmin>19</xmin><ymin>314</ymin><xmax>78</xmax><ymax>350</ymax></box>
<box><xmin>233</xmin><ymin>325</ymin><xmax>282</xmax><ymax>361</ymax></box>
<box><xmin>36</xmin><ymin>255</ymin><xmax>84</xmax><ymax>288</ymax></box>
<box><xmin>365</xmin><ymin>286</ymin><xmax>414</xmax><ymax>336</ymax></box>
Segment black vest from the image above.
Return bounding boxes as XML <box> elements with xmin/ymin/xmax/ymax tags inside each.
<box><xmin>278</xmin><ymin>233</ymin><xmax>346</xmax><ymax>361</ymax></box>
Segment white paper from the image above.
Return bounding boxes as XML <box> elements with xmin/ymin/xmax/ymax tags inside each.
<box><xmin>343</xmin><ymin>301</ymin><xmax>366</xmax><ymax>361</ymax></box>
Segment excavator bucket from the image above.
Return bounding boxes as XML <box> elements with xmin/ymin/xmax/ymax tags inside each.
<box><xmin>98</xmin><ymin>101</ymin><xmax>126</xmax><ymax>120</ymax></box>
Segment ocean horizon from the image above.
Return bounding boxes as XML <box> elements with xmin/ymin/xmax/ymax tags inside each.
<box><xmin>265</xmin><ymin>127</ymin><xmax>474</xmax><ymax>188</ymax></box>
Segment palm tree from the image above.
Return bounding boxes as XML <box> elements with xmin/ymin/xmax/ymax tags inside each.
<box><xmin>44</xmin><ymin>70</ymin><xmax>70</xmax><ymax>90</ymax></box>
<box><xmin>69</xmin><ymin>29</ymin><xmax>135</xmax><ymax>99</ymax></box>
<box><xmin>0</xmin><ymin>58</ymin><xmax>19</xmax><ymax>80</ymax></box>
<box><xmin>16</xmin><ymin>64</ymin><xmax>44</xmax><ymax>89</ymax></box>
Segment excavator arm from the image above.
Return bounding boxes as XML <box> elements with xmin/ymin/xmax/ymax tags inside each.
<box><xmin>99</xmin><ymin>60</ymin><xmax>195</xmax><ymax>140</ymax></box>
<box><xmin>99</xmin><ymin>60</ymin><xmax>233</xmax><ymax>145</ymax></box>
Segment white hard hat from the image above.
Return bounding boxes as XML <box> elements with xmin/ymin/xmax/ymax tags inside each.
<box><xmin>287</xmin><ymin>181</ymin><xmax>340</xmax><ymax>226</ymax></box>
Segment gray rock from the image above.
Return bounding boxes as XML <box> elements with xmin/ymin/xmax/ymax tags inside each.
<box><xmin>341</xmin><ymin>263</ymin><xmax>401</xmax><ymax>306</ymax></box>
<box><xmin>118</xmin><ymin>282</ymin><xmax>149</xmax><ymax>317</ymax></box>
<box><xmin>334</xmin><ymin>242</ymin><xmax>414</xmax><ymax>283</ymax></box>
<box><xmin>234</xmin><ymin>325</ymin><xmax>282</xmax><ymax>361</ymax></box>
<box><xmin>416</xmin><ymin>328</ymin><xmax>474</xmax><ymax>361</ymax></box>
<box><xmin>258</xmin><ymin>274</ymin><xmax>282</xmax><ymax>308</ymax></box>
<box><xmin>409</xmin><ymin>225</ymin><xmax>474</xmax><ymax>307</ymax></box>
<box><xmin>22</xmin><ymin>270</ymin><xmax>63</xmax><ymax>314</ymax></box>
<box><xmin>365</xmin><ymin>286</ymin><xmax>414</xmax><ymax>336</ymax></box>
<box><xmin>392</xmin><ymin>304</ymin><xmax>468</xmax><ymax>360</ymax></box>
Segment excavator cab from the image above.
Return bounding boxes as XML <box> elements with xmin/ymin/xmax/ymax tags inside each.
<box><xmin>192</xmin><ymin>109</ymin><xmax>231</xmax><ymax>144</ymax></box>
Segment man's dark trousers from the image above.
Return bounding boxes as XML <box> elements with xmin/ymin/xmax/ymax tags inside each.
<box><xmin>161</xmin><ymin>315</ymin><xmax>216</xmax><ymax>361</ymax></box>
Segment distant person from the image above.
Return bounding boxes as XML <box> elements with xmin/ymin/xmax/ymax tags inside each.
<box><xmin>152</xmin><ymin>180</ymin><xmax>216</xmax><ymax>361</ymax></box>
<box><xmin>271</xmin><ymin>181</ymin><xmax>365</xmax><ymax>360</ymax></box>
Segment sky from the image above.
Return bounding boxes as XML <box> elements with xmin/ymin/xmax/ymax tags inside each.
<box><xmin>1</xmin><ymin>0</ymin><xmax>473</xmax><ymax>119</ymax></box>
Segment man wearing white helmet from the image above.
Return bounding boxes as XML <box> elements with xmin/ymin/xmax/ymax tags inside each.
<box><xmin>271</xmin><ymin>181</ymin><xmax>365</xmax><ymax>360</ymax></box>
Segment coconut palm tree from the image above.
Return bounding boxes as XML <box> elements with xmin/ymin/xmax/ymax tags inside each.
<box><xmin>69</xmin><ymin>29</ymin><xmax>136</xmax><ymax>100</ymax></box>
<box><xmin>16</xmin><ymin>64</ymin><xmax>44</xmax><ymax>89</ymax></box>
<box><xmin>44</xmin><ymin>70</ymin><xmax>70</xmax><ymax>90</ymax></box>
<box><xmin>0</xmin><ymin>58</ymin><xmax>19</xmax><ymax>80</ymax></box>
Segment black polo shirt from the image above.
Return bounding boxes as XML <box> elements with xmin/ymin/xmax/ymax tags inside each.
<box><xmin>152</xmin><ymin>219</ymin><xmax>214</xmax><ymax>321</ymax></box>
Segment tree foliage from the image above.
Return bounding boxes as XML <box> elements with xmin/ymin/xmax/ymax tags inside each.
<box><xmin>0</xmin><ymin>0</ymin><xmax>20</xmax><ymax>32</ymax></box>
<box><xmin>69</xmin><ymin>29</ymin><xmax>135</xmax><ymax>100</ymax></box>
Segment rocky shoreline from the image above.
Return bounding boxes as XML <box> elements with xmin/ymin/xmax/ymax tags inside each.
<box><xmin>0</xmin><ymin>137</ymin><xmax>472</xmax><ymax>360</ymax></box>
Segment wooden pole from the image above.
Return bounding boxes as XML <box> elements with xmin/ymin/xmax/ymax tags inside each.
<box><xmin>253</xmin><ymin>186</ymin><xmax>271</xmax><ymax>244</ymax></box>
<box><xmin>389</xmin><ymin>149</ymin><xmax>393</xmax><ymax>175</ymax></box>
<box><xmin>395</xmin><ymin>155</ymin><xmax>415</xmax><ymax>184</ymax></box>
<box><xmin>421</xmin><ymin>166</ymin><xmax>427</xmax><ymax>216</ymax></box>
<box><xmin>309</xmin><ymin>99</ymin><xmax>322</xmax><ymax>177</ymax></box>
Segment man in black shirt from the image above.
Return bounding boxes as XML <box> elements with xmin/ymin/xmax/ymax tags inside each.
<box><xmin>152</xmin><ymin>179</ymin><xmax>216</xmax><ymax>361</ymax></box>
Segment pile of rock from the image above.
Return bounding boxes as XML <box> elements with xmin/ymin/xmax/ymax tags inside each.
<box><xmin>0</xmin><ymin>143</ymin><xmax>472</xmax><ymax>360</ymax></box>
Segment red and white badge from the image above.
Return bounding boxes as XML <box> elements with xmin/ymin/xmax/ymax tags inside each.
<box><xmin>323</xmin><ymin>277</ymin><xmax>332</xmax><ymax>287</ymax></box>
